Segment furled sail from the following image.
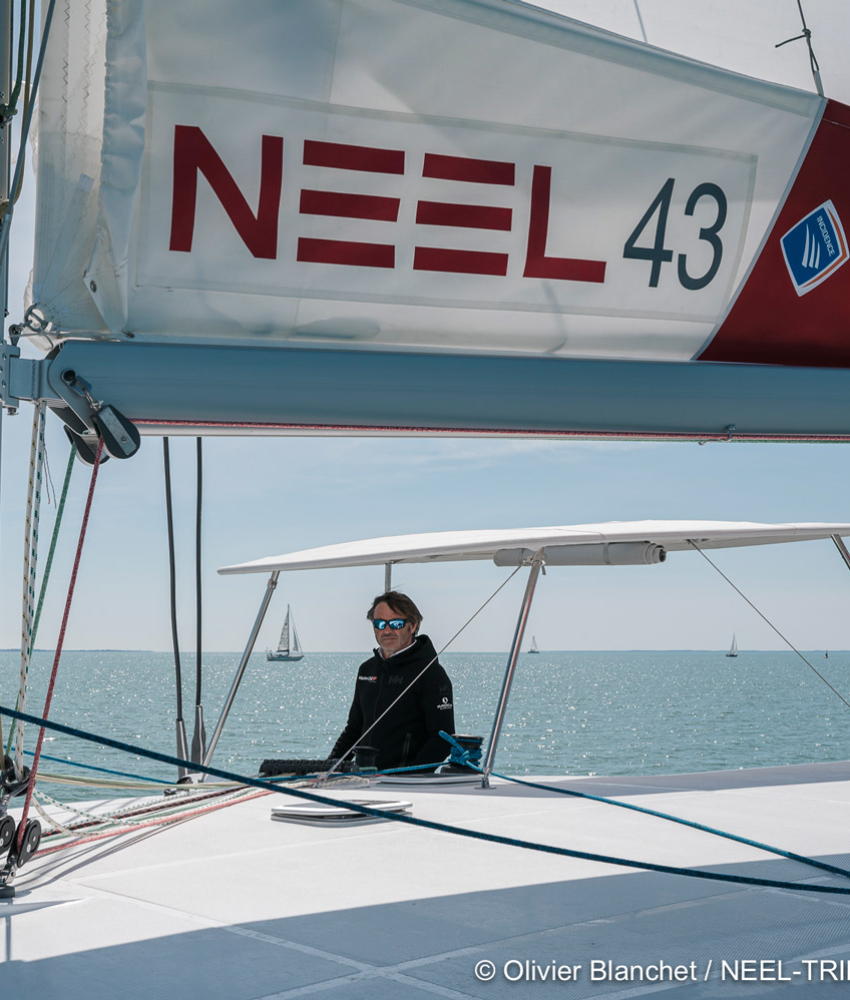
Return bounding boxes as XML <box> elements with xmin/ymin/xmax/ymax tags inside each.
<box><xmin>24</xmin><ymin>0</ymin><xmax>850</xmax><ymax>437</ymax></box>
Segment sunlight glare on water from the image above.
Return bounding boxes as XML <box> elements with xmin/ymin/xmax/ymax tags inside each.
<box><xmin>2</xmin><ymin>649</ymin><xmax>848</xmax><ymax>800</ymax></box>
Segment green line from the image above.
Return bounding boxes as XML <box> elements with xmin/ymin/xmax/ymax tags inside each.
<box><xmin>5</xmin><ymin>445</ymin><xmax>74</xmax><ymax>757</ymax></box>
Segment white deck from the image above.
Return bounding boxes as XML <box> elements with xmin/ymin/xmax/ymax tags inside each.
<box><xmin>4</xmin><ymin>763</ymin><xmax>850</xmax><ymax>998</ymax></box>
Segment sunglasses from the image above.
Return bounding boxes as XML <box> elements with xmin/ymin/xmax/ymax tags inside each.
<box><xmin>372</xmin><ymin>618</ymin><xmax>410</xmax><ymax>631</ymax></box>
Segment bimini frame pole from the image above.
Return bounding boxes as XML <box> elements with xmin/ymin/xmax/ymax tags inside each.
<box><xmin>481</xmin><ymin>550</ymin><xmax>544</xmax><ymax>788</ymax></box>
<box><xmin>831</xmin><ymin>534</ymin><xmax>850</xmax><ymax>571</ymax></box>
<box><xmin>202</xmin><ymin>570</ymin><xmax>279</xmax><ymax>774</ymax></box>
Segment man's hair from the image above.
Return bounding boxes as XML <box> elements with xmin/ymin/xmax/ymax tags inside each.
<box><xmin>367</xmin><ymin>591</ymin><xmax>423</xmax><ymax>634</ymax></box>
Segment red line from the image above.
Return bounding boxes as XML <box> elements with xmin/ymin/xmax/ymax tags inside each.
<box><xmin>16</xmin><ymin>439</ymin><xmax>105</xmax><ymax>855</ymax></box>
<box><xmin>300</xmin><ymin>189</ymin><xmax>400</xmax><ymax>222</ymax></box>
<box><xmin>40</xmin><ymin>785</ymin><xmax>242</xmax><ymax>840</ymax></box>
<box><xmin>297</xmin><ymin>238</ymin><xmax>395</xmax><ymax>268</ymax></box>
<box><xmin>416</xmin><ymin>200</ymin><xmax>512</xmax><ymax>231</ymax></box>
<box><xmin>413</xmin><ymin>246</ymin><xmax>508</xmax><ymax>275</ymax></box>
<box><xmin>36</xmin><ymin>790</ymin><xmax>271</xmax><ymax>858</ymax></box>
<box><xmin>304</xmin><ymin>140</ymin><xmax>404</xmax><ymax>174</ymax></box>
<box><xmin>423</xmin><ymin>153</ymin><xmax>515</xmax><ymax>186</ymax></box>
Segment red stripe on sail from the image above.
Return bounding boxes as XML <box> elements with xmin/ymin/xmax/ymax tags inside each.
<box><xmin>304</xmin><ymin>140</ymin><xmax>404</xmax><ymax>175</ymax></box>
<box><xmin>413</xmin><ymin>247</ymin><xmax>508</xmax><ymax>275</ymax></box>
<box><xmin>416</xmin><ymin>201</ymin><xmax>512</xmax><ymax>231</ymax></box>
<box><xmin>699</xmin><ymin>99</ymin><xmax>850</xmax><ymax>368</ymax></box>
<box><xmin>297</xmin><ymin>238</ymin><xmax>395</xmax><ymax>268</ymax></box>
<box><xmin>423</xmin><ymin>154</ymin><xmax>515</xmax><ymax>186</ymax></box>
<box><xmin>300</xmin><ymin>190</ymin><xmax>400</xmax><ymax>222</ymax></box>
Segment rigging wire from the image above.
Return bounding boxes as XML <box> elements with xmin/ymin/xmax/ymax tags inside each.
<box><xmin>323</xmin><ymin>564</ymin><xmax>523</xmax><ymax>779</ymax></box>
<box><xmin>10</xmin><ymin>0</ymin><xmax>36</xmax><ymax>207</ymax></box>
<box><xmin>195</xmin><ymin>437</ymin><xmax>203</xmax><ymax>709</ymax></box>
<box><xmin>190</xmin><ymin>437</ymin><xmax>206</xmax><ymax>766</ymax></box>
<box><xmin>632</xmin><ymin>0</ymin><xmax>648</xmax><ymax>44</ymax></box>
<box><xmin>41</xmin><ymin>430</ymin><xmax>55</xmax><ymax>506</ymax></box>
<box><xmin>776</xmin><ymin>0</ymin><xmax>824</xmax><ymax>97</ymax></box>
<box><xmin>0</xmin><ymin>0</ymin><xmax>56</xmax><ymax>263</ymax></box>
<box><xmin>13</xmin><ymin>437</ymin><xmax>105</xmax><ymax>856</ymax></box>
<box><xmin>5</xmin><ymin>444</ymin><xmax>74</xmax><ymax>758</ymax></box>
<box><xmin>688</xmin><ymin>540</ymin><xmax>850</xmax><ymax>711</ymax></box>
<box><xmin>162</xmin><ymin>439</ymin><xmax>184</xmax><ymax>723</ymax></box>
<box><xmin>0</xmin><ymin>0</ymin><xmax>27</xmax><ymax>126</ymax></box>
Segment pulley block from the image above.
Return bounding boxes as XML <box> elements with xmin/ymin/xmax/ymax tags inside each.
<box><xmin>92</xmin><ymin>404</ymin><xmax>141</xmax><ymax>459</ymax></box>
<box><xmin>0</xmin><ymin>814</ymin><xmax>15</xmax><ymax>856</ymax></box>
<box><xmin>10</xmin><ymin>818</ymin><xmax>41</xmax><ymax>867</ymax></box>
<box><xmin>63</xmin><ymin>426</ymin><xmax>110</xmax><ymax>467</ymax></box>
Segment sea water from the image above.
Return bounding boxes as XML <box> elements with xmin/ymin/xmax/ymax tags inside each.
<box><xmin>1</xmin><ymin>649</ymin><xmax>848</xmax><ymax>801</ymax></box>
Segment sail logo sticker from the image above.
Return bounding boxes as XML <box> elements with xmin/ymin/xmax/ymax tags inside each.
<box><xmin>780</xmin><ymin>200</ymin><xmax>849</xmax><ymax>295</ymax></box>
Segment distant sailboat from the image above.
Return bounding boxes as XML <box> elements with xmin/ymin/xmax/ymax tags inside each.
<box><xmin>529</xmin><ymin>635</ymin><xmax>540</xmax><ymax>654</ymax></box>
<box><xmin>825</xmin><ymin>651</ymin><xmax>829</xmax><ymax>659</ymax></box>
<box><xmin>726</xmin><ymin>634</ymin><xmax>738</xmax><ymax>658</ymax></box>
<box><xmin>267</xmin><ymin>606</ymin><xmax>304</xmax><ymax>661</ymax></box>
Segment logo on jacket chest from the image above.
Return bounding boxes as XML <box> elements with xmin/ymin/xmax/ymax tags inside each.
<box><xmin>387</xmin><ymin>674</ymin><xmax>406</xmax><ymax>686</ymax></box>
<box><xmin>358</xmin><ymin>674</ymin><xmax>378</xmax><ymax>683</ymax></box>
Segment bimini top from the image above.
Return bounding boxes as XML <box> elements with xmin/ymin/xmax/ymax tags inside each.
<box><xmin>218</xmin><ymin>520</ymin><xmax>850</xmax><ymax>575</ymax></box>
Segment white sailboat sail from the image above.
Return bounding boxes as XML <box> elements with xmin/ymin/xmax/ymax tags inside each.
<box><xmin>726</xmin><ymin>633</ymin><xmax>738</xmax><ymax>657</ymax></box>
<box><xmin>267</xmin><ymin>605</ymin><xmax>304</xmax><ymax>661</ymax></box>
<box><xmin>20</xmin><ymin>0</ymin><xmax>850</xmax><ymax>439</ymax></box>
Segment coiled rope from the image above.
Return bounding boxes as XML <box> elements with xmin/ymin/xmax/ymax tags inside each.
<box><xmin>4</xmin><ymin>705</ymin><xmax>850</xmax><ymax>896</ymax></box>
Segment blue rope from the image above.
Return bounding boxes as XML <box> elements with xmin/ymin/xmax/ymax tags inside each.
<box><xmin>375</xmin><ymin>762</ymin><xmax>447</xmax><ymax>774</ymax></box>
<box><xmin>438</xmin><ymin>731</ymin><xmax>850</xmax><ymax>884</ymax></box>
<box><xmin>445</xmin><ymin>733</ymin><xmax>483</xmax><ymax>768</ymax></box>
<box><xmin>23</xmin><ymin>749</ymin><xmax>173</xmax><ymax>785</ymax></box>
<box><xmin>3</xmin><ymin>705</ymin><xmax>850</xmax><ymax>896</ymax></box>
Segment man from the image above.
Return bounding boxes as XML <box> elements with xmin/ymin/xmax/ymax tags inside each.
<box><xmin>329</xmin><ymin>591</ymin><xmax>455</xmax><ymax>771</ymax></box>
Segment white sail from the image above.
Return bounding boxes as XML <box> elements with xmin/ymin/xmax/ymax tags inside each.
<box><xmin>31</xmin><ymin>0</ymin><xmax>845</xmax><ymax>366</ymax></box>
<box><xmin>267</xmin><ymin>604</ymin><xmax>304</xmax><ymax>661</ymax></box>
<box><xmin>726</xmin><ymin>633</ymin><xmax>738</xmax><ymax>657</ymax></box>
<box><xmin>290</xmin><ymin>617</ymin><xmax>302</xmax><ymax>655</ymax></box>
<box><xmin>277</xmin><ymin>608</ymin><xmax>292</xmax><ymax>655</ymax></box>
<box><xmin>14</xmin><ymin>0</ymin><xmax>850</xmax><ymax>442</ymax></box>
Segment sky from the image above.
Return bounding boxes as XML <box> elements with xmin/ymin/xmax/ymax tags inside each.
<box><xmin>2</xmin><ymin>0</ymin><xmax>850</xmax><ymax>657</ymax></box>
<box><xmin>2</xmin><ymin>408</ymin><xmax>850</xmax><ymax>655</ymax></box>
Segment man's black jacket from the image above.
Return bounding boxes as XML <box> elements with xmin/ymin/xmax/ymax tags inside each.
<box><xmin>330</xmin><ymin>634</ymin><xmax>455</xmax><ymax>770</ymax></box>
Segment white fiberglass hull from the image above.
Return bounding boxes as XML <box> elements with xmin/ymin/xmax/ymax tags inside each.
<box><xmin>5</xmin><ymin>762</ymin><xmax>850</xmax><ymax>998</ymax></box>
